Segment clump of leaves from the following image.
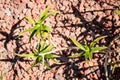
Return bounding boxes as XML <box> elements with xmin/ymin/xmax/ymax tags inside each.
<box><xmin>22</xmin><ymin>7</ymin><xmax>60</xmax><ymax>42</ymax></box>
<box><xmin>69</xmin><ymin>36</ymin><xmax>107</xmax><ymax>61</ymax></box>
<box><xmin>17</xmin><ymin>7</ymin><xmax>60</xmax><ymax>69</ymax></box>
<box><xmin>17</xmin><ymin>42</ymin><xmax>59</xmax><ymax>70</ymax></box>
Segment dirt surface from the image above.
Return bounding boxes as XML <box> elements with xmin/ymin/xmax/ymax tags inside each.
<box><xmin>0</xmin><ymin>0</ymin><xmax>120</xmax><ymax>80</ymax></box>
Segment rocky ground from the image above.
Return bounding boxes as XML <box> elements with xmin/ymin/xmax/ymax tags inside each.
<box><xmin>0</xmin><ymin>0</ymin><xmax>120</xmax><ymax>80</ymax></box>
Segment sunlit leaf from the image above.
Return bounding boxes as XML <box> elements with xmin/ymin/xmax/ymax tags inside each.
<box><xmin>44</xmin><ymin>61</ymin><xmax>51</xmax><ymax>69</ymax></box>
<box><xmin>45</xmin><ymin>54</ymin><xmax>59</xmax><ymax>59</ymax></box>
<box><xmin>41</xmin><ymin>44</ymin><xmax>54</xmax><ymax>53</ymax></box>
<box><xmin>70</xmin><ymin>37</ymin><xmax>86</xmax><ymax>51</ymax></box>
<box><xmin>25</xmin><ymin>16</ymin><xmax>36</xmax><ymax>25</ymax></box>
<box><xmin>39</xmin><ymin>7</ymin><xmax>50</xmax><ymax>23</ymax></box>
<box><xmin>90</xmin><ymin>36</ymin><xmax>106</xmax><ymax>47</ymax></box>
<box><xmin>88</xmin><ymin>52</ymin><xmax>92</xmax><ymax>60</ymax></box>
<box><xmin>69</xmin><ymin>52</ymin><xmax>84</xmax><ymax>58</ymax></box>
<box><xmin>28</xmin><ymin>56</ymin><xmax>42</xmax><ymax>70</ymax></box>
<box><xmin>91</xmin><ymin>46</ymin><xmax>107</xmax><ymax>53</ymax></box>
<box><xmin>41</xmin><ymin>24</ymin><xmax>52</xmax><ymax>32</ymax></box>
<box><xmin>29</xmin><ymin>29</ymin><xmax>37</xmax><ymax>41</ymax></box>
<box><xmin>20</xmin><ymin>27</ymin><xmax>34</xmax><ymax>35</ymax></box>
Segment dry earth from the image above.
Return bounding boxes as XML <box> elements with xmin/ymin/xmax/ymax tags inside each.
<box><xmin>0</xmin><ymin>0</ymin><xmax>120</xmax><ymax>80</ymax></box>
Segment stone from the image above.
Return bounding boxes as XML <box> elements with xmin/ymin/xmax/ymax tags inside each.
<box><xmin>20</xmin><ymin>0</ymin><xmax>29</xmax><ymax>3</ymax></box>
<box><xmin>0</xmin><ymin>0</ymin><xmax>5</xmax><ymax>4</ymax></box>
<box><xmin>20</xmin><ymin>21</ymin><xmax>26</xmax><ymax>26</ymax></box>
<box><xmin>4</xmin><ymin>8</ymin><xmax>12</xmax><ymax>16</ymax></box>
<box><xmin>18</xmin><ymin>3</ymin><xmax>26</xmax><ymax>13</ymax></box>
<box><xmin>35</xmin><ymin>0</ymin><xmax>41</xmax><ymax>4</ymax></box>
<box><xmin>27</xmin><ymin>2</ymin><xmax>34</xmax><ymax>9</ymax></box>
<box><xmin>5</xmin><ymin>0</ymin><xmax>10</xmax><ymax>4</ymax></box>
<box><xmin>25</xmin><ymin>9</ymin><xmax>32</xmax><ymax>17</ymax></box>
<box><xmin>22</xmin><ymin>9</ymin><xmax>27</xmax><ymax>14</ymax></box>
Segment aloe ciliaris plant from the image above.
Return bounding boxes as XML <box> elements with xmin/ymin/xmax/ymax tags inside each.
<box><xmin>17</xmin><ymin>7</ymin><xmax>60</xmax><ymax>69</ymax></box>
<box><xmin>69</xmin><ymin>36</ymin><xmax>107</xmax><ymax>61</ymax></box>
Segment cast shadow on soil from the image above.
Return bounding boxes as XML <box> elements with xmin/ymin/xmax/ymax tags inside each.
<box><xmin>52</xmin><ymin>3</ymin><xmax>120</xmax><ymax>80</ymax></box>
<box><xmin>0</xmin><ymin>18</ymin><xmax>26</xmax><ymax>53</ymax></box>
<box><xmin>0</xmin><ymin>18</ymin><xmax>31</xmax><ymax>80</ymax></box>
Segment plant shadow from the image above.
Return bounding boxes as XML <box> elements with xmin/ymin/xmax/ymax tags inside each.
<box><xmin>51</xmin><ymin>1</ymin><xmax>120</xmax><ymax>80</ymax></box>
<box><xmin>0</xmin><ymin>18</ymin><xmax>31</xmax><ymax>80</ymax></box>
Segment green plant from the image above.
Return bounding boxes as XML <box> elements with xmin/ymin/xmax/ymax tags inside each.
<box><xmin>17</xmin><ymin>42</ymin><xmax>59</xmax><ymax>69</ymax></box>
<box><xmin>0</xmin><ymin>71</ymin><xmax>5</xmax><ymax>80</ymax></box>
<box><xmin>17</xmin><ymin>7</ymin><xmax>60</xmax><ymax>69</ymax></box>
<box><xmin>21</xmin><ymin>7</ymin><xmax>59</xmax><ymax>42</ymax></box>
<box><xmin>69</xmin><ymin>36</ymin><xmax>107</xmax><ymax>61</ymax></box>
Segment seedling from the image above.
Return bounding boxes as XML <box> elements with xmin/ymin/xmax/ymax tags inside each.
<box><xmin>21</xmin><ymin>7</ymin><xmax>60</xmax><ymax>42</ymax></box>
<box><xmin>69</xmin><ymin>36</ymin><xmax>107</xmax><ymax>61</ymax></box>
<box><xmin>17</xmin><ymin>7</ymin><xmax>60</xmax><ymax>69</ymax></box>
<box><xmin>17</xmin><ymin>42</ymin><xmax>59</xmax><ymax>70</ymax></box>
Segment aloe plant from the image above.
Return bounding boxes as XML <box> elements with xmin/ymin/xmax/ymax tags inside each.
<box><xmin>69</xmin><ymin>36</ymin><xmax>107</xmax><ymax>61</ymax></box>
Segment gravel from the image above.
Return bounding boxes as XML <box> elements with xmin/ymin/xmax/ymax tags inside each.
<box><xmin>0</xmin><ymin>0</ymin><xmax>120</xmax><ymax>80</ymax></box>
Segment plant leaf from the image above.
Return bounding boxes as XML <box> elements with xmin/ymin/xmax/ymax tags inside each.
<box><xmin>69</xmin><ymin>52</ymin><xmax>84</xmax><ymax>58</ymax></box>
<box><xmin>44</xmin><ymin>61</ymin><xmax>51</xmax><ymax>69</ymax></box>
<box><xmin>39</xmin><ymin>7</ymin><xmax>50</xmax><ymax>23</ymax></box>
<box><xmin>70</xmin><ymin>37</ymin><xmax>86</xmax><ymax>51</ymax></box>
<box><xmin>88</xmin><ymin>52</ymin><xmax>92</xmax><ymax>60</ymax></box>
<box><xmin>41</xmin><ymin>44</ymin><xmax>54</xmax><ymax>53</ymax></box>
<box><xmin>20</xmin><ymin>27</ymin><xmax>34</xmax><ymax>35</ymax></box>
<box><xmin>16</xmin><ymin>53</ymin><xmax>38</xmax><ymax>58</ymax></box>
<box><xmin>28</xmin><ymin>56</ymin><xmax>42</xmax><ymax>70</ymax></box>
<box><xmin>29</xmin><ymin>29</ymin><xmax>37</xmax><ymax>41</ymax></box>
<box><xmin>91</xmin><ymin>46</ymin><xmax>107</xmax><ymax>53</ymax></box>
<box><xmin>41</xmin><ymin>24</ymin><xmax>52</xmax><ymax>32</ymax></box>
<box><xmin>40</xmin><ymin>11</ymin><xmax>60</xmax><ymax>23</ymax></box>
<box><xmin>90</xmin><ymin>36</ymin><xmax>106</xmax><ymax>47</ymax></box>
<box><xmin>25</xmin><ymin>16</ymin><xmax>36</xmax><ymax>25</ymax></box>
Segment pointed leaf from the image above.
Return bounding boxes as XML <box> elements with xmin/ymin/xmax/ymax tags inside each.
<box><xmin>41</xmin><ymin>44</ymin><xmax>54</xmax><ymax>53</ymax></box>
<box><xmin>41</xmin><ymin>24</ymin><xmax>52</xmax><ymax>32</ymax></box>
<box><xmin>91</xmin><ymin>46</ymin><xmax>107</xmax><ymax>53</ymax></box>
<box><xmin>39</xmin><ymin>41</ymin><xmax>46</xmax><ymax>51</ymax></box>
<box><xmin>16</xmin><ymin>53</ymin><xmax>37</xmax><ymax>58</ymax></box>
<box><xmin>29</xmin><ymin>29</ymin><xmax>37</xmax><ymax>41</ymax></box>
<box><xmin>20</xmin><ymin>27</ymin><xmax>34</xmax><ymax>35</ymax></box>
<box><xmin>40</xmin><ymin>11</ymin><xmax>60</xmax><ymax>23</ymax></box>
<box><xmin>25</xmin><ymin>16</ymin><xmax>36</xmax><ymax>25</ymax></box>
<box><xmin>39</xmin><ymin>7</ymin><xmax>50</xmax><ymax>23</ymax></box>
<box><xmin>45</xmin><ymin>54</ymin><xmax>59</xmax><ymax>59</ymax></box>
<box><xmin>37</xmin><ymin>42</ymin><xmax>41</xmax><ymax>53</ymax></box>
<box><xmin>90</xmin><ymin>36</ymin><xmax>106</xmax><ymax>47</ymax></box>
<box><xmin>28</xmin><ymin>56</ymin><xmax>42</xmax><ymax>70</ymax></box>
<box><xmin>70</xmin><ymin>37</ymin><xmax>86</xmax><ymax>51</ymax></box>
<box><xmin>88</xmin><ymin>52</ymin><xmax>92</xmax><ymax>60</ymax></box>
<box><xmin>69</xmin><ymin>52</ymin><xmax>84</xmax><ymax>58</ymax></box>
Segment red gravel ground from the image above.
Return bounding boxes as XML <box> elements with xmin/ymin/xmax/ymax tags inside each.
<box><xmin>0</xmin><ymin>0</ymin><xmax>120</xmax><ymax>80</ymax></box>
